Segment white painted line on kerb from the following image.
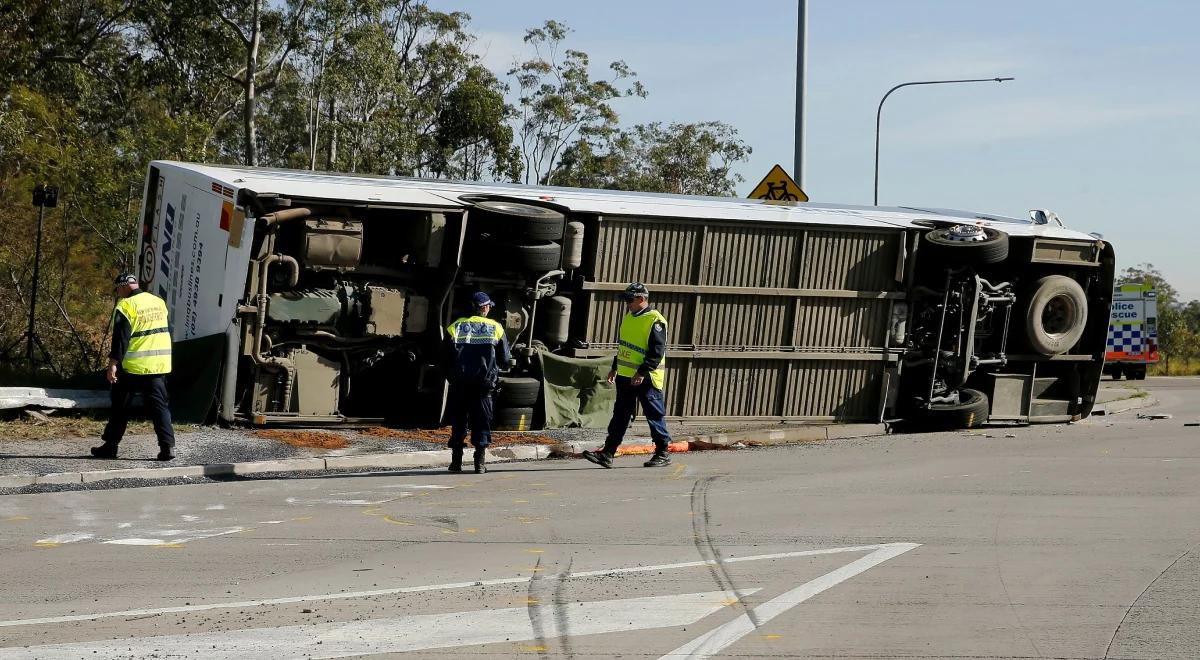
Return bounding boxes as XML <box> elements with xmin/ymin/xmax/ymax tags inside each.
<box><xmin>0</xmin><ymin>542</ymin><xmax>914</xmax><ymax>629</ymax></box>
<box><xmin>659</xmin><ymin>542</ymin><xmax>921</xmax><ymax>659</ymax></box>
<box><xmin>0</xmin><ymin>591</ymin><xmax>753</xmax><ymax>660</ymax></box>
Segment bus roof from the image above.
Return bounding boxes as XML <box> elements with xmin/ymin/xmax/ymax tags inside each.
<box><xmin>152</xmin><ymin>161</ymin><xmax>1099</xmax><ymax>241</ymax></box>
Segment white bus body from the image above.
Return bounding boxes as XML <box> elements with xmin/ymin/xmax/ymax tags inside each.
<box><xmin>137</xmin><ymin>161</ymin><xmax>1115</xmax><ymax>428</ymax></box>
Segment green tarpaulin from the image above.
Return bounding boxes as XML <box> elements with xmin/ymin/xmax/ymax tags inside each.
<box><xmin>540</xmin><ymin>352</ymin><xmax>617</xmax><ymax>429</ymax></box>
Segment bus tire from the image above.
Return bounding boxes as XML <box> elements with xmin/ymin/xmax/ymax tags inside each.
<box><xmin>1024</xmin><ymin>275</ymin><xmax>1088</xmax><ymax>356</ymax></box>
<box><xmin>497</xmin><ymin>377</ymin><xmax>540</xmax><ymax>407</ymax></box>
<box><xmin>923</xmin><ymin>226</ymin><xmax>1009</xmax><ymax>266</ymax></box>
<box><xmin>511</xmin><ymin>242</ymin><xmax>561</xmax><ymax>271</ymax></box>
<box><xmin>1109</xmin><ymin>365</ymin><xmax>1123</xmax><ymax>380</ymax></box>
<box><xmin>493</xmin><ymin>406</ymin><xmax>534</xmax><ymax>431</ymax></box>
<box><xmin>920</xmin><ymin>388</ymin><xmax>989</xmax><ymax>430</ymax></box>
<box><xmin>473</xmin><ymin>201</ymin><xmax>565</xmax><ymax>241</ymax></box>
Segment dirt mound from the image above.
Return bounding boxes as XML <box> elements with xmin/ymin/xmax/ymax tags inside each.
<box><xmin>252</xmin><ymin>430</ymin><xmax>349</xmax><ymax>449</ymax></box>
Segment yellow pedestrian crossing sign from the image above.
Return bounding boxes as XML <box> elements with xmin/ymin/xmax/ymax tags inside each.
<box><xmin>748</xmin><ymin>164</ymin><xmax>808</xmax><ymax>202</ymax></box>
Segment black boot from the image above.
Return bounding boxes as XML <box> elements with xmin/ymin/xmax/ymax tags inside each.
<box><xmin>473</xmin><ymin>447</ymin><xmax>487</xmax><ymax>474</ymax></box>
<box><xmin>643</xmin><ymin>446</ymin><xmax>671</xmax><ymax>467</ymax></box>
<box><xmin>90</xmin><ymin>442</ymin><xmax>118</xmax><ymax>459</ymax></box>
<box><xmin>449</xmin><ymin>447</ymin><xmax>464</xmax><ymax>472</ymax></box>
<box><xmin>582</xmin><ymin>448</ymin><xmax>615</xmax><ymax>468</ymax></box>
<box><xmin>156</xmin><ymin>445</ymin><xmax>174</xmax><ymax>461</ymax></box>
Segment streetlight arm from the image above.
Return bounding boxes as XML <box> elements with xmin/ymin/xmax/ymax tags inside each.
<box><xmin>874</xmin><ymin>77</ymin><xmax>1014</xmax><ymax>205</ymax></box>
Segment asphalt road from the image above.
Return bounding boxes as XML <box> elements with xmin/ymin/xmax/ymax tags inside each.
<box><xmin>1</xmin><ymin>377</ymin><xmax>1197</xmax><ymax>659</ymax></box>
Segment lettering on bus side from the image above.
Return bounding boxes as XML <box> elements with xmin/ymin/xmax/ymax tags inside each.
<box><xmin>159</xmin><ymin>203</ymin><xmax>175</xmax><ymax>279</ymax></box>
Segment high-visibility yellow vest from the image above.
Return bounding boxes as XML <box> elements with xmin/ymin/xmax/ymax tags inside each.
<box><xmin>446</xmin><ymin>316</ymin><xmax>505</xmax><ymax>344</ymax></box>
<box><xmin>115</xmin><ymin>291</ymin><xmax>172</xmax><ymax>375</ymax></box>
<box><xmin>615</xmin><ymin>309</ymin><xmax>667</xmax><ymax>389</ymax></box>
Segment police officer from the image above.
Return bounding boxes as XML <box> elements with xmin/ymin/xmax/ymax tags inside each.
<box><xmin>91</xmin><ymin>273</ymin><xmax>176</xmax><ymax>461</ymax></box>
<box><xmin>582</xmin><ymin>282</ymin><xmax>673</xmax><ymax>468</ymax></box>
<box><xmin>444</xmin><ymin>292</ymin><xmax>511</xmax><ymax>473</ymax></box>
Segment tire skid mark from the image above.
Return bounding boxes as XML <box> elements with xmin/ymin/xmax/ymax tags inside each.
<box><xmin>525</xmin><ymin>555</ymin><xmax>551</xmax><ymax>660</ymax></box>
<box><xmin>690</xmin><ymin>475</ymin><xmax>761</xmax><ymax>628</ymax></box>
<box><xmin>552</xmin><ymin>555</ymin><xmax>576</xmax><ymax>660</ymax></box>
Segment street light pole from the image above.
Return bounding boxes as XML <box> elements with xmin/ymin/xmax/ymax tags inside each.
<box><xmin>794</xmin><ymin>0</ymin><xmax>807</xmax><ymax>190</ymax></box>
<box><xmin>873</xmin><ymin>77</ymin><xmax>1014</xmax><ymax>206</ymax></box>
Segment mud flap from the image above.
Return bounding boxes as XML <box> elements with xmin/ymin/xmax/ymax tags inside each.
<box><xmin>168</xmin><ymin>333</ymin><xmax>226</xmax><ymax>423</ymax></box>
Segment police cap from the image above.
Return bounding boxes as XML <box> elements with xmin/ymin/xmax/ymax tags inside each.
<box><xmin>620</xmin><ymin>282</ymin><xmax>649</xmax><ymax>301</ymax></box>
<box><xmin>471</xmin><ymin>291</ymin><xmax>494</xmax><ymax>308</ymax></box>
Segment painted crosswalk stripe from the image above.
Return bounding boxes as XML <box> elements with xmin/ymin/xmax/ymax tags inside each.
<box><xmin>0</xmin><ymin>591</ymin><xmax>753</xmax><ymax>659</ymax></box>
<box><xmin>0</xmin><ymin>542</ymin><xmax>918</xmax><ymax>630</ymax></box>
<box><xmin>659</xmin><ymin>543</ymin><xmax>919</xmax><ymax>658</ymax></box>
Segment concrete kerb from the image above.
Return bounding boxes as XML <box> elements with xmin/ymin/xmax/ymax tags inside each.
<box><xmin>34</xmin><ymin>472</ymin><xmax>84</xmax><ymax>485</ymax></box>
<box><xmin>0</xmin><ymin>474</ymin><xmax>36</xmax><ymax>488</ymax></box>
<box><xmin>10</xmin><ymin>446</ymin><xmax>554</xmax><ymax>488</ymax></box>
<box><xmin>1094</xmin><ymin>392</ymin><xmax>1158</xmax><ymax>416</ymax></box>
<box><xmin>80</xmin><ymin>465</ymin><xmax>210</xmax><ymax>483</ymax></box>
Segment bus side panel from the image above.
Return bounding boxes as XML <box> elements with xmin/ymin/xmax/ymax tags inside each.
<box><xmin>576</xmin><ymin>215</ymin><xmax>903</xmax><ymax>422</ymax></box>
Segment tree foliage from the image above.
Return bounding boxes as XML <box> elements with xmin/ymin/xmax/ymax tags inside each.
<box><xmin>509</xmin><ymin>20</ymin><xmax>646</xmax><ymax>185</ymax></box>
<box><xmin>553</xmin><ymin>121</ymin><xmax>750</xmax><ymax>195</ymax></box>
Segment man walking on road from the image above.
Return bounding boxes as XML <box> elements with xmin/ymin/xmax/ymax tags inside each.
<box><xmin>583</xmin><ymin>282</ymin><xmax>673</xmax><ymax>469</ymax></box>
<box><xmin>92</xmin><ymin>273</ymin><xmax>176</xmax><ymax>461</ymax></box>
<box><xmin>444</xmin><ymin>292</ymin><xmax>511</xmax><ymax>474</ymax></box>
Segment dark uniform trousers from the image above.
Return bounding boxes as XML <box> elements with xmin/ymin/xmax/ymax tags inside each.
<box><xmin>447</xmin><ymin>382</ymin><xmax>494</xmax><ymax>449</ymax></box>
<box><xmin>102</xmin><ymin>373</ymin><xmax>176</xmax><ymax>448</ymax></box>
<box><xmin>605</xmin><ymin>375</ymin><xmax>671</xmax><ymax>451</ymax></box>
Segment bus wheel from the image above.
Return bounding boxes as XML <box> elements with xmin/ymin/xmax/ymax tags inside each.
<box><xmin>922</xmin><ymin>225</ymin><xmax>1009</xmax><ymax>266</ymax></box>
<box><xmin>494</xmin><ymin>406</ymin><xmax>535</xmax><ymax>431</ymax></box>
<box><xmin>920</xmin><ymin>388</ymin><xmax>990</xmax><ymax>430</ymax></box>
<box><xmin>497</xmin><ymin>377</ymin><xmax>540</xmax><ymax>407</ymax></box>
<box><xmin>1024</xmin><ymin>275</ymin><xmax>1088</xmax><ymax>355</ymax></box>
<box><xmin>1110</xmin><ymin>365</ymin><xmax>1123</xmax><ymax>380</ymax></box>
<box><xmin>472</xmin><ymin>201</ymin><xmax>565</xmax><ymax>241</ymax></box>
<box><xmin>512</xmin><ymin>242</ymin><xmax>562</xmax><ymax>271</ymax></box>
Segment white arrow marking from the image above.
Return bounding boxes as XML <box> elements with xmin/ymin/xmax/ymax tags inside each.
<box><xmin>0</xmin><ymin>543</ymin><xmax>912</xmax><ymax>629</ymax></box>
<box><xmin>659</xmin><ymin>542</ymin><xmax>920</xmax><ymax>658</ymax></box>
<box><xmin>0</xmin><ymin>590</ymin><xmax>753</xmax><ymax>659</ymax></box>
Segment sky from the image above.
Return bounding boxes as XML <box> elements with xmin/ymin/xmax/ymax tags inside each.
<box><xmin>431</xmin><ymin>1</ymin><xmax>1200</xmax><ymax>300</ymax></box>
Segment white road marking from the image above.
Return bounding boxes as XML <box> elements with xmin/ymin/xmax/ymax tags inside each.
<box><xmin>103</xmin><ymin>527</ymin><xmax>245</xmax><ymax>545</ymax></box>
<box><xmin>284</xmin><ymin>497</ymin><xmax>393</xmax><ymax>506</ymax></box>
<box><xmin>0</xmin><ymin>542</ymin><xmax>915</xmax><ymax>629</ymax></box>
<box><xmin>380</xmin><ymin>484</ymin><xmax>454</xmax><ymax>489</ymax></box>
<box><xmin>0</xmin><ymin>591</ymin><xmax>748</xmax><ymax>659</ymax></box>
<box><xmin>101</xmin><ymin>538</ymin><xmax>172</xmax><ymax>546</ymax></box>
<box><xmin>33</xmin><ymin>533</ymin><xmax>92</xmax><ymax>545</ymax></box>
<box><xmin>659</xmin><ymin>542</ymin><xmax>920</xmax><ymax>658</ymax></box>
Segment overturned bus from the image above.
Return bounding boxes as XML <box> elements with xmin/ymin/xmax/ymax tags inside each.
<box><xmin>138</xmin><ymin>161</ymin><xmax>1114</xmax><ymax>429</ymax></box>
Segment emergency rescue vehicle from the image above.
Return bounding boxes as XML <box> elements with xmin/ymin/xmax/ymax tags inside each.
<box><xmin>1103</xmin><ymin>282</ymin><xmax>1158</xmax><ymax>380</ymax></box>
